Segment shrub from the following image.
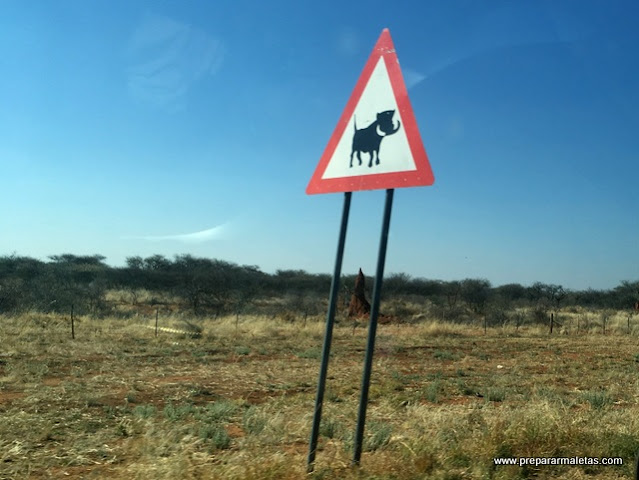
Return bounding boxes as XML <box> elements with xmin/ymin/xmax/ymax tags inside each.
<box><xmin>581</xmin><ymin>390</ymin><xmax>612</xmax><ymax>409</ymax></box>
<box><xmin>201</xmin><ymin>400</ymin><xmax>237</xmax><ymax>422</ymax></box>
<box><xmin>133</xmin><ymin>404</ymin><xmax>156</xmax><ymax>418</ymax></box>
<box><xmin>243</xmin><ymin>406</ymin><xmax>267</xmax><ymax>435</ymax></box>
<box><xmin>365</xmin><ymin>421</ymin><xmax>392</xmax><ymax>451</ymax></box>
<box><xmin>199</xmin><ymin>423</ymin><xmax>231</xmax><ymax>450</ymax></box>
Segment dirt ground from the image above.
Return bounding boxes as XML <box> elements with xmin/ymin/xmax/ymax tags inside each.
<box><xmin>2</xmin><ymin>314</ymin><xmax>639</xmax><ymax>479</ymax></box>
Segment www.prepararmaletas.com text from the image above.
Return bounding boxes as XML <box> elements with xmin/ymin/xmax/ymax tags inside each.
<box><xmin>494</xmin><ymin>456</ymin><xmax>623</xmax><ymax>467</ymax></box>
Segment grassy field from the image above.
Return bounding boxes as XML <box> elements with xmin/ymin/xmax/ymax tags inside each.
<box><xmin>2</xmin><ymin>311</ymin><xmax>639</xmax><ymax>479</ymax></box>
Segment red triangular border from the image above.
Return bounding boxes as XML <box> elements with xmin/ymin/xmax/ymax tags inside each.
<box><xmin>306</xmin><ymin>28</ymin><xmax>434</xmax><ymax>195</ymax></box>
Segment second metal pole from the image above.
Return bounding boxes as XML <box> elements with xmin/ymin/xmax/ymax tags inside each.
<box><xmin>353</xmin><ymin>188</ymin><xmax>394</xmax><ymax>465</ymax></box>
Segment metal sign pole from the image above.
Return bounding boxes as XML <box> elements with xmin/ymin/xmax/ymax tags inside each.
<box><xmin>352</xmin><ymin>188</ymin><xmax>394</xmax><ymax>466</ymax></box>
<box><xmin>307</xmin><ymin>191</ymin><xmax>352</xmax><ymax>473</ymax></box>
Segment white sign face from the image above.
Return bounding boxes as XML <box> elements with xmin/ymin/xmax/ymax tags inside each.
<box><xmin>321</xmin><ymin>57</ymin><xmax>417</xmax><ymax>180</ymax></box>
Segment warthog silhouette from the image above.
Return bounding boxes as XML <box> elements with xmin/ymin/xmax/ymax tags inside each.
<box><xmin>350</xmin><ymin>110</ymin><xmax>401</xmax><ymax>168</ymax></box>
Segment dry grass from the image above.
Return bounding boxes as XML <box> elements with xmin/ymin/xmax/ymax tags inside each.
<box><xmin>1</xmin><ymin>311</ymin><xmax>639</xmax><ymax>479</ymax></box>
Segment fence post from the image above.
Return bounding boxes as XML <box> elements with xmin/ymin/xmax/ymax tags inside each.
<box><xmin>550</xmin><ymin>313</ymin><xmax>554</xmax><ymax>334</ymax></box>
<box><xmin>71</xmin><ymin>304</ymin><xmax>75</xmax><ymax>340</ymax></box>
<box><xmin>155</xmin><ymin>308</ymin><xmax>159</xmax><ymax>337</ymax></box>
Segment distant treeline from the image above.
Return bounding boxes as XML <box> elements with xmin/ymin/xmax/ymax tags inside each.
<box><xmin>0</xmin><ymin>254</ymin><xmax>637</xmax><ymax>320</ymax></box>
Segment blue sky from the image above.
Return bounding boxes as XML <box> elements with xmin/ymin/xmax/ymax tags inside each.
<box><xmin>1</xmin><ymin>0</ymin><xmax>638</xmax><ymax>290</ymax></box>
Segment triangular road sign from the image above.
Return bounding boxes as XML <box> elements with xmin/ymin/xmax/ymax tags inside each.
<box><xmin>306</xmin><ymin>28</ymin><xmax>434</xmax><ymax>195</ymax></box>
